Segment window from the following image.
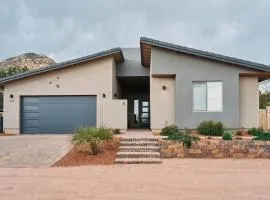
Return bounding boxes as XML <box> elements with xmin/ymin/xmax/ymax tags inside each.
<box><xmin>193</xmin><ymin>81</ymin><xmax>223</xmax><ymax>112</ymax></box>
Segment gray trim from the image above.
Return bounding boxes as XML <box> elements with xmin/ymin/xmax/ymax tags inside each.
<box><xmin>0</xmin><ymin>48</ymin><xmax>124</xmax><ymax>85</ymax></box>
<box><xmin>140</xmin><ymin>37</ymin><xmax>270</xmax><ymax>71</ymax></box>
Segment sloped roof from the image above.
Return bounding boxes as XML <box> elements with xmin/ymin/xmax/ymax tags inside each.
<box><xmin>0</xmin><ymin>48</ymin><xmax>123</xmax><ymax>85</ymax></box>
<box><xmin>140</xmin><ymin>37</ymin><xmax>270</xmax><ymax>71</ymax></box>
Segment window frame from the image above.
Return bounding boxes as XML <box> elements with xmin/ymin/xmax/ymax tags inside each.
<box><xmin>192</xmin><ymin>81</ymin><xmax>223</xmax><ymax>112</ymax></box>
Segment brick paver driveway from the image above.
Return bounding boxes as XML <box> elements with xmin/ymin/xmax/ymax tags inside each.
<box><xmin>0</xmin><ymin>135</ymin><xmax>71</xmax><ymax>167</ymax></box>
<box><xmin>0</xmin><ymin>159</ymin><xmax>270</xmax><ymax>200</ymax></box>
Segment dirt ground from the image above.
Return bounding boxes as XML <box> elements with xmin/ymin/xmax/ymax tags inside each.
<box><xmin>52</xmin><ymin>139</ymin><xmax>119</xmax><ymax>167</ymax></box>
<box><xmin>0</xmin><ymin>159</ymin><xmax>270</xmax><ymax>200</ymax></box>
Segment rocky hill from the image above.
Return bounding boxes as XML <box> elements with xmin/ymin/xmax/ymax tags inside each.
<box><xmin>0</xmin><ymin>53</ymin><xmax>55</xmax><ymax>70</ymax></box>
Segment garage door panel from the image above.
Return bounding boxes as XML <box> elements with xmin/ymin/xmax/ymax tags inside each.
<box><xmin>23</xmin><ymin>112</ymin><xmax>40</xmax><ymax>119</ymax></box>
<box><xmin>23</xmin><ymin>127</ymin><xmax>39</xmax><ymax>134</ymax></box>
<box><xmin>21</xmin><ymin>96</ymin><xmax>96</xmax><ymax>134</ymax></box>
<box><xmin>23</xmin><ymin>119</ymin><xmax>39</xmax><ymax>127</ymax></box>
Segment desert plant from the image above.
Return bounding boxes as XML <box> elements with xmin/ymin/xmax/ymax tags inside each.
<box><xmin>253</xmin><ymin>132</ymin><xmax>270</xmax><ymax>141</ymax></box>
<box><xmin>247</xmin><ymin>127</ymin><xmax>264</xmax><ymax>136</ymax></box>
<box><xmin>112</xmin><ymin>128</ymin><xmax>121</xmax><ymax>135</ymax></box>
<box><xmin>161</xmin><ymin>124</ymin><xmax>179</xmax><ymax>136</ymax></box>
<box><xmin>167</xmin><ymin>129</ymin><xmax>200</xmax><ymax>148</ymax></box>
<box><xmin>72</xmin><ymin>126</ymin><xmax>112</xmax><ymax>155</ymax></box>
<box><xmin>222</xmin><ymin>131</ymin><xmax>233</xmax><ymax>140</ymax></box>
<box><xmin>197</xmin><ymin>120</ymin><xmax>224</xmax><ymax>136</ymax></box>
<box><xmin>236</xmin><ymin>131</ymin><xmax>243</xmax><ymax>136</ymax></box>
<box><xmin>94</xmin><ymin>126</ymin><xmax>113</xmax><ymax>140</ymax></box>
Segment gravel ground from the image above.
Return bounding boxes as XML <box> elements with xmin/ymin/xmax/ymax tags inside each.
<box><xmin>0</xmin><ymin>135</ymin><xmax>71</xmax><ymax>167</ymax></box>
<box><xmin>0</xmin><ymin>159</ymin><xmax>270</xmax><ymax>200</ymax></box>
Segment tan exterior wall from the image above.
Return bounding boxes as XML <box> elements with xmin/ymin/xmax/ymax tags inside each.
<box><xmin>102</xmin><ymin>99</ymin><xmax>127</xmax><ymax>130</ymax></box>
<box><xmin>150</xmin><ymin>77</ymin><xmax>175</xmax><ymax>131</ymax></box>
<box><xmin>239</xmin><ymin>76</ymin><xmax>259</xmax><ymax>128</ymax></box>
<box><xmin>3</xmin><ymin>57</ymin><xmax>127</xmax><ymax>134</ymax></box>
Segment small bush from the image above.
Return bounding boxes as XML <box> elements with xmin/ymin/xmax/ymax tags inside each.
<box><xmin>253</xmin><ymin>132</ymin><xmax>270</xmax><ymax>141</ymax></box>
<box><xmin>167</xmin><ymin>129</ymin><xmax>200</xmax><ymax>148</ymax></box>
<box><xmin>222</xmin><ymin>131</ymin><xmax>233</xmax><ymax>140</ymax></box>
<box><xmin>72</xmin><ymin>126</ymin><xmax>112</xmax><ymax>155</ymax></box>
<box><xmin>112</xmin><ymin>128</ymin><xmax>121</xmax><ymax>135</ymax></box>
<box><xmin>161</xmin><ymin>124</ymin><xmax>179</xmax><ymax>136</ymax></box>
<box><xmin>247</xmin><ymin>127</ymin><xmax>264</xmax><ymax>136</ymax></box>
<box><xmin>197</xmin><ymin>120</ymin><xmax>224</xmax><ymax>136</ymax></box>
<box><xmin>235</xmin><ymin>131</ymin><xmax>243</xmax><ymax>136</ymax></box>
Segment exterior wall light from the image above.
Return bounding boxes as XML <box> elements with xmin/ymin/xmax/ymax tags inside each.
<box><xmin>162</xmin><ymin>85</ymin><xmax>166</xmax><ymax>90</ymax></box>
<box><xmin>10</xmin><ymin>94</ymin><xmax>14</xmax><ymax>99</ymax></box>
<box><xmin>102</xmin><ymin>93</ymin><xmax>106</xmax><ymax>98</ymax></box>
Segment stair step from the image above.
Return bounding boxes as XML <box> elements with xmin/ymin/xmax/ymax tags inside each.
<box><xmin>120</xmin><ymin>141</ymin><xmax>159</xmax><ymax>146</ymax></box>
<box><xmin>116</xmin><ymin>152</ymin><xmax>160</xmax><ymax>158</ymax></box>
<box><xmin>121</xmin><ymin>138</ymin><xmax>158</xmax><ymax>142</ymax></box>
<box><xmin>114</xmin><ymin>158</ymin><xmax>162</xmax><ymax>164</ymax></box>
<box><xmin>118</xmin><ymin>146</ymin><xmax>160</xmax><ymax>152</ymax></box>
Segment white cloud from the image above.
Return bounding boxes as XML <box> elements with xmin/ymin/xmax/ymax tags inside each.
<box><xmin>0</xmin><ymin>0</ymin><xmax>270</xmax><ymax>65</ymax></box>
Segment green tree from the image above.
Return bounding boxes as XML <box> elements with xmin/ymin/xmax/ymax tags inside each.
<box><xmin>0</xmin><ymin>66</ymin><xmax>29</xmax><ymax>110</ymax></box>
<box><xmin>0</xmin><ymin>66</ymin><xmax>29</xmax><ymax>78</ymax></box>
<box><xmin>259</xmin><ymin>91</ymin><xmax>270</xmax><ymax>109</ymax></box>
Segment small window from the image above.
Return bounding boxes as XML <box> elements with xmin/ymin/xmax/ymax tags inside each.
<box><xmin>193</xmin><ymin>81</ymin><xmax>223</xmax><ymax>112</ymax></box>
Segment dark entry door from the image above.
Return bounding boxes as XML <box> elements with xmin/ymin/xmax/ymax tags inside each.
<box><xmin>128</xmin><ymin>99</ymin><xmax>150</xmax><ymax>129</ymax></box>
<box><xmin>21</xmin><ymin>96</ymin><xmax>96</xmax><ymax>134</ymax></box>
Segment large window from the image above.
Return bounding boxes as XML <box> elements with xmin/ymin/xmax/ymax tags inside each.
<box><xmin>193</xmin><ymin>81</ymin><xmax>223</xmax><ymax>112</ymax></box>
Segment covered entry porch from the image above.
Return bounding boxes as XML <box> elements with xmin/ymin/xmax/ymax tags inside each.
<box><xmin>118</xmin><ymin>76</ymin><xmax>150</xmax><ymax>129</ymax></box>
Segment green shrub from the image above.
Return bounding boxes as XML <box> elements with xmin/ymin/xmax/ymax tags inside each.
<box><xmin>72</xmin><ymin>126</ymin><xmax>112</xmax><ymax>155</ymax></box>
<box><xmin>197</xmin><ymin>120</ymin><xmax>224</xmax><ymax>136</ymax></box>
<box><xmin>112</xmin><ymin>128</ymin><xmax>121</xmax><ymax>135</ymax></box>
<box><xmin>247</xmin><ymin>127</ymin><xmax>264</xmax><ymax>136</ymax></box>
<box><xmin>95</xmin><ymin>127</ymin><xmax>113</xmax><ymax>140</ymax></box>
<box><xmin>222</xmin><ymin>131</ymin><xmax>233</xmax><ymax>140</ymax></box>
<box><xmin>253</xmin><ymin>132</ymin><xmax>270</xmax><ymax>141</ymax></box>
<box><xmin>161</xmin><ymin>124</ymin><xmax>179</xmax><ymax>136</ymax></box>
<box><xmin>167</xmin><ymin>129</ymin><xmax>200</xmax><ymax>148</ymax></box>
<box><xmin>0</xmin><ymin>66</ymin><xmax>29</xmax><ymax>78</ymax></box>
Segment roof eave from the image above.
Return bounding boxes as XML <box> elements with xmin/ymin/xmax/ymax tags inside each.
<box><xmin>140</xmin><ymin>37</ymin><xmax>270</xmax><ymax>72</ymax></box>
<box><xmin>0</xmin><ymin>48</ymin><xmax>124</xmax><ymax>85</ymax></box>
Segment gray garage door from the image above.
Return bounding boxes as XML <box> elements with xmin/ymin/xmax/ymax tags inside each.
<box><xmin>21</xmin><ymin>96</ymin><xmax>96</xmax><ymax>134</ymax></box>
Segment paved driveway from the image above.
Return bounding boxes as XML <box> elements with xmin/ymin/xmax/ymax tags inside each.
<box><xmin>0</xmin><ymin>159</ymin><xmax>270</xmax><ymax>200</ymax></box>
<box><xmin>0</xmin><ymin>135</ymin><xmax>71</xmax><ymax>167</ymax></box>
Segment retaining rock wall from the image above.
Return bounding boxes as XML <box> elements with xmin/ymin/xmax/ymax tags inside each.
<box><xmin>160</xmin><ymin>139</ymin><xmax>270</xmax><ymax>159</ymax></box>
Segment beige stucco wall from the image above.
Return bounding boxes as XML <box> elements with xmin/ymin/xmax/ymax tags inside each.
<box><xmin>239</xmin><ymin>76</ymin><xmax>259</xmax><ymax>128</ymax></box>
<box><xmin>3</xmin><ymin>57</ymin><xmax>127</xmax><ymax>134</ymax></box>
<box><xmin>102</xmin><ymin>99</ymin><xmax>127</xmax><ymax>130</ymax></box>
<box><xmin>150</xmin><ymin>77</ymin><xmax>175</xmax><ymax>131</ymax></box>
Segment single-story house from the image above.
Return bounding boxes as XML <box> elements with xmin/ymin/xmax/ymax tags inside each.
<box><xmin>0</xmin><ymin>37</ymin><xmax>270</xmax><ymax>134</ymax></box>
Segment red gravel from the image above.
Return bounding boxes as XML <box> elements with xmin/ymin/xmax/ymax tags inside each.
<box><xmin>52</xmin><ymin>139</ymin><xmax>120</xmax><ymax>167</ymax></box>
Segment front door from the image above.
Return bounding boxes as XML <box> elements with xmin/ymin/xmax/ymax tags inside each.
<box><xmin>128</xmin><ymin>99</ymin><xmax>150</xmax><ymax>129</ymax></box>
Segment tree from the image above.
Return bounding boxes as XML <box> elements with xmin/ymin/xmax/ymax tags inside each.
<box><xmin>0</xmin><ymin>66</ymin><xmax>29</xmax><ymax>110</ymax></box>
<box><xmin>260</xmin><ymin>91</ymin><xmax>270</xmax><ymax>109</ymax></box>
<box><xmin>0</xmin><ymin>66</ymin><xmax>29</xmax><ymax>78</ymax></box>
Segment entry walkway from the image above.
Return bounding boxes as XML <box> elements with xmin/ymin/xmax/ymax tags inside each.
<box><xmin>115</xmin><ymin>130</ymin><xmax>162</xmax><ymax>164</ymax></box>
<box><xmin>122</xmin><ymin>129</ymin><xmax>154</xmax><ymax>138</ymax></box>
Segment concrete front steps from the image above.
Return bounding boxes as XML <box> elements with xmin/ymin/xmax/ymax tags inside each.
<box><xmin>114</xmin><ymin>137</ymin><xmax>162</xmax><ymax>164</ymax></box>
